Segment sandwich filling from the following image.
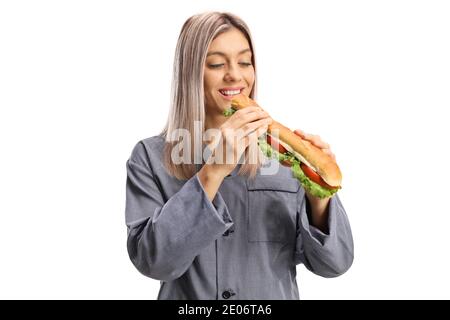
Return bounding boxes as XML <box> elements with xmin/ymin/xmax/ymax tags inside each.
<box><xmin>258</xmin><ymin>137</ymin><xmax>339</xmax><ymax>199</ymax></box>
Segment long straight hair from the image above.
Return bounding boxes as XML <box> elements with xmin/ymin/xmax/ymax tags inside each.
<box><xmin>161</xmin><ymin>12</ymin><xmax>263</xmax><ymax>180</ymax></box>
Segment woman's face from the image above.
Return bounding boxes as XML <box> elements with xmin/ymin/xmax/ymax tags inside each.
<box><xmin>204</xmin><ymin>27</ymin><xmax>255</xmax><ymax>114</ymax></box>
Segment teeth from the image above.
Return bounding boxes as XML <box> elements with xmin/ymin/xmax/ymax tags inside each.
<box><xmin>220</xmin><ymin>89</ymin><xmax>241</xmax><ymax>96</ymax></box>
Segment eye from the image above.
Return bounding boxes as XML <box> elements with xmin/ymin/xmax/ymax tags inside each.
<box><xmin>208</xmin><ymin>63</ymin><xmax>224</xmax><ymax>69</ymax></box>
<box><xmin>239</xmin><ymin>62</ymin><xmax>253</xmax><ymax>67</ymax></box>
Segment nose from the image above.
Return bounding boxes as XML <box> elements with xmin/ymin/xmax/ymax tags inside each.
<box><xmin>224</xmin><ymin>63</ymin><xmax>242</xmax><ymax>82</ymax></box>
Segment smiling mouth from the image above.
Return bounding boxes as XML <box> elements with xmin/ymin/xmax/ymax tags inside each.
<box><xmin>218</xmin><ymin>88</ymin><xmax>244</xmax><ymax>98</ymax></box>
<box><xmin>219</xmin><ymin>88</ymin><xmax>244</xmax><ymax>97</ymax></box>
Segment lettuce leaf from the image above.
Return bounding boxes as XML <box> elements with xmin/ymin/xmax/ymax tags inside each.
<box><xmin>290</xmin><ymin>162</ymin><xmax>339</xmax><ymax>199</ymax></box>
<box><xmin>258</xmin><ymin>137</ymin><xmax>339</xmax><ymax>199</ymax></box>
<box><xmin>223</xmin><ymin>108</ymin><xmax>237</xmax><ymax>117</ymax></box>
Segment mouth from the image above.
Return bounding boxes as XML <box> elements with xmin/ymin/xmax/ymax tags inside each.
<box><xmin>218</xmin><ymin>87</ymin><xmax>245</xmax><ymax>100</ymax></box>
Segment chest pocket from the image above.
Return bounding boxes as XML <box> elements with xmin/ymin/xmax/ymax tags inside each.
<box><xmin>247</xmin><ymin>176</ymin><xmax>300</xmax><ymax>243</ymax></box>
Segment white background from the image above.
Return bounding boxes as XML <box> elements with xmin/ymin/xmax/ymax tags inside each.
<box><xmin>1</xmin><ymin>0</ymin><xmax>449</xmax><ymax>299</ymax></box>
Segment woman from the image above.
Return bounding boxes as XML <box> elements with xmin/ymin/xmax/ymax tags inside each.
<box><xmin>125</xmin><ymin>12</ymin><xmax>353</xmax><ymax>300</ymax></box>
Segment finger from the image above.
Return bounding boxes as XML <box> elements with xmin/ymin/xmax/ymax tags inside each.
<box><xmin>232</xmin><ymin>106</ymin><xmax>262</xmax><ymax>116</ymax></box>
<box><xmin>254</xmin><ymin>123</ymin><xmax>269</xmax><ymax>138</ymax></box>
<box><xmin>294</xmin><ymin>130</ymin><xmax>327</xmax><ymax>148</ymax></box>
<box><xmin>220</xmin><ymin>117</ymin><xmax>269</xmax><ymax>151</ymax></box>
<box><xmin>239</xmin><ymin>121</ymin><xmax>269</xmax><ymax>149</ymax></box>
<box><xmin>315</xmin><ymin>140</ymin><xmax>330</xmax><ymax>149</ymax></box>
<box><xmin>231</xmin><ymin>109</ymin><xmax>270</xmax><ymax>128</ymax></box>
<box><xmin>307</xmin><ymin>134</ymin><xmax>330</xmax><ymax>149</ymax></box>
<box><xmin>294</xmin><ymin>129</ymin><xmax>335</xmax><ymax>159</ymax></box>
<box><xmin>228</xmin><ymin>106</ymin><xmax>263</xmax><ymax>125</ymax></box>
<box><xmin>301</xmin><ymin>131</ymin><xmax>314</xmax><ymax>140</ymax></box>
<box><xmin>293</xmin><ymin>129</ymin><xmax>305</xmax><ymax>138</ymax></box>
<box><xmin>240</xmin><ymin>118</ymin><xmax>272</xmax><ymax>136</ymax></box>
<box><xmin>295</xmin><ymin>130</ymin><xmax>323</xmax><ymax>147</ymax></box>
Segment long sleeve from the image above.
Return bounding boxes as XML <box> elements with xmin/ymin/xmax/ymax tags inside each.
<box><xmin>294</xmin><ymin>192</ymin><xmax>354</xmax><ymax>278</ymax></box>
<box><xmin>125</xmin><ymin>155</ymin><xmax>233</xmax><ymax>282</ymax></box>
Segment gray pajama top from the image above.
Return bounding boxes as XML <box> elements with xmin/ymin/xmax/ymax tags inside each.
<box><xmin>125</xmin><ymin>135</ymin><xmax>354</xmax><ymax>300</ymax></box>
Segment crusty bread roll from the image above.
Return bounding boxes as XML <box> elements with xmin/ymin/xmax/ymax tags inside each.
<box><xmin>231</xmin><ymin>94</ymin><xmax>342</xmax><ymax>187</ymax></box>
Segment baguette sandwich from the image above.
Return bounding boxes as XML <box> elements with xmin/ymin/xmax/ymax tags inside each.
<box><xmin>225</xmin><ymin>94</ymin><xmax>342</xmax><ymax>198</ymax></box>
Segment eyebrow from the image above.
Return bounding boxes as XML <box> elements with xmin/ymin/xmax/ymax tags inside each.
<box><xmin>206</xmin><ymin>48</ymin><xmax>251</xmax><ymax>57</ymax></box>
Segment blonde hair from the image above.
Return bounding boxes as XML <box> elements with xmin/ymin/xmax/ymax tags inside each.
<box><xmin>161</xmin><ymin>12</ymin><xmax>263</xmax><ymax>180</ymax></box>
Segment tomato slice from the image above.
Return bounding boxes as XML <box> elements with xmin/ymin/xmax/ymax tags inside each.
<box><xmin>266</xmin><ymin>135</ymin><xmax>291</xmax><ymax>166</ymax></box>
<box><xmin>300</xmin><ymin>163</ymin><xmax>338</xmax><ymax>190</ymax></box>
<box><xmin>266</xmin><ymin>135</ymin><xmax>288</xmax><ymax>154</ymax></box>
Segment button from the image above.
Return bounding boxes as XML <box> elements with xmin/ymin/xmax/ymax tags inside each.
<box><xmin>222</xmin><ymin>289</ymin><xmax>235</xmax><ymax>299</ymax></box>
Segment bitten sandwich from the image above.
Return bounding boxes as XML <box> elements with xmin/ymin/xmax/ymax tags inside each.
<box><xmin>226</xmin><ymin>94</ymin><xmax>342</xmax><ymax>198</ymax></box>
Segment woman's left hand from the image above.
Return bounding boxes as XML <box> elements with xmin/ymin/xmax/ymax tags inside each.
<box><xmin>293</xmin><ymin>129</ymin><xmax>336</xmax><ymax>161</ymax></box>
<box><xmin>292</xmin><ymin>129</ymin><xmax>334</xmax><ymax>233</ymax></box>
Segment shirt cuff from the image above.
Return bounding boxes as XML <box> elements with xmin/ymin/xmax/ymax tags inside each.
<box><xmin>194</xmin><ymin>173</ymin><xmax>233</xmax><ymax>227</ymax></box>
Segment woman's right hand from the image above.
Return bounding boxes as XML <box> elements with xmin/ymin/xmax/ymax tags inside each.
<box><xmin>204</xmin><ymin>106</ymin><xmax>272</xmax><ymax>179</ymax></box>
